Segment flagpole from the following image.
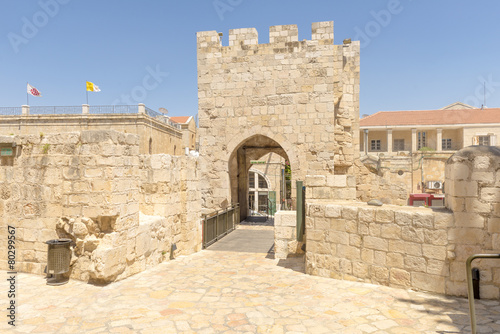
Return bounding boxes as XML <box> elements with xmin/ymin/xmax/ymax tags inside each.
<box><xmin>86</xmin><ymin>83</ymin><xmax>89</xmax><ymax>105</ymax></box>
<box><xmin>26</xmin><ymin>82</ymin><xmax>29</xmax><ymax>106</ymax></box>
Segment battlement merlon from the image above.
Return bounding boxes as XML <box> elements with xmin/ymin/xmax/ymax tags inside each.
<box><xmin>229</xmin><ymin>28</ymin><xmax>258</xmax><ymax>47</ymax></box>
<box><xmin>197</xmin><ymin>21</ymin><xmax>337</xmax><ymax>49</ymax></box>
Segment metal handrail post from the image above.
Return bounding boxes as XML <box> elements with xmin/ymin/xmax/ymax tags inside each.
<box><xmin>466</xmin><ymin>253</ymin><xmax>500</xmax><ymax>334</ymax></box>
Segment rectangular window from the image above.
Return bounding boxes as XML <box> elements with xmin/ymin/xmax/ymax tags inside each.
<box><xmin>478</xmin><ymin>136</ymin><xmax>490</xmax><ymax>146</ymax></box>
<box><xmin>442</xmin><ymin>138</ymin><xmax>452</xmax><ymax>150</ymax></box>
<box><xmin>248</xmin><ymin>173</ymin><xmax>255</xmax><ymax>189</ymax></box>
<box><xmin>418</xmin><ymin>132</ymin><xmax>426</xmax><ymax>149</ymax></box>
<box><xmin>393</xmin><ymin>139</ymin><xmax>405</xmax><ymax>151</ymax></box>
<box><xmin>370</xmin><ymin>140</ymin><xmax>381</xmax><ymax>151</ymax></box>
<box><xmin>258</xmin><ymin>174</ymin><xmax>268</xmax><ymax>189</ymax></box>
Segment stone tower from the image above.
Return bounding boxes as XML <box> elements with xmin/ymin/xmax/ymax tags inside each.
<box><xmin>197</xmin><ymin>21</ymin><xmax>360</xmax><ymax>219</ymax></box>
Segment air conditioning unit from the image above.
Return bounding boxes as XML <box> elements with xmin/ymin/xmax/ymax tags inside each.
<box><xmin>427</xmin><ymin>181</ymin><xmax>443</xmax><ymax>190</ymax></box>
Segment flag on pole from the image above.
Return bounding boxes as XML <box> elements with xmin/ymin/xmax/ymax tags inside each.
<box><xmin>27</xmin><ymin>83</ymin><xmax>42</xmax><ymax>97</ymax></box>
<box><xmin>86</xmin><ymin>81</ymin><xmax>101</xmax><ymax>92</ymax></box>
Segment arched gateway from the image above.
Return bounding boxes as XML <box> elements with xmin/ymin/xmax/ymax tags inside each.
<box><xmin>197</xmin><ymin>21</ymin><xmax>360</xmax><ymax>220</ymax></box>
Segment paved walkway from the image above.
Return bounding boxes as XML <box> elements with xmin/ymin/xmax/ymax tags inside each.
<box><xmin>2</xmin><ymin>225</ymin><xmax>500</xmax><ymax>333</ymax></box>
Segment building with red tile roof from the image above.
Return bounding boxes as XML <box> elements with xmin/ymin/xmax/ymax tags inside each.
<box><xmin>170</xmin><ymin>116</ymin><xmax>197</xmax><ymax>151</ymax></box>
<box><xmin>360</xmin><ymin>104</ymin><xmax>500</xmax><ymax>154</ymax></box>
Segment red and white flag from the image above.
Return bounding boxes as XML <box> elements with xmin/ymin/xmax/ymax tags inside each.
<box><xmin>27</xmin><ymin>83</ymin><xmax>42</xmax><ymax>97</ymax></box>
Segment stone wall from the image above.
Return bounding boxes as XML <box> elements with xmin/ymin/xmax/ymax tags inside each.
<box><xmin>0</xmin><ymin>130</ymin><xmax>201</xmax><ymax>284</ymax></box>
<box><xmin>197</xmin><ymin>21</ymin><xmax>360</xmax><ymax>217</ymax></box>
<box><xmin>139</xmin><ymin>154</ymin><xmax>202</xmax><ymax>255</ymax></box>
<box><xmin>274</xmin><ymin>210</ymin><xmax>301</xmax><ymax>259</ymax></box>
<box><xmin>444</xmin><ymin>145</ymin><xmax>500</xmax><ymax>297</ymax></box>
<box><xmin>306</xmin><ymin>146</ymin><xmax>500</xmax><ymax>298</ymax></box>
<box><xmin>305</xmin><ymin>201</ymin><xmax>454</xmax><ymax>295</ymax></box>
<box><xmin>0</xmin><ymin>112</ymin><xmax>182</xmax><ymax>155</ymax></box>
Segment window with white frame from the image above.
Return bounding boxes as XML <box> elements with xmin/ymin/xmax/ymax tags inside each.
<box><xmin>370</xmin><ymin>140</ymin><xmax>381</xmax><ymax>151</ymax></box>
<box><xmin>442</xmin><ymin>138</ymin><xmax>452</xmax><ymax>150</ymax></box>
<box><xmin>418</xmin><ymin>131</ymin><xmax>426</xmax><ymax>149</ymax></box>
<box><xmin>478</xmin><ymin>136</ymin><xmax>490</xmax><ymax>146</ymax></box>
<box><xmin>393</xmin><ymin>139</ymin><xmax>405</xmax><ymax>151</ymax></box>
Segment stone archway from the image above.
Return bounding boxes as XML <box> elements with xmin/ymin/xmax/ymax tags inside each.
<box><xmin>228</xmin><ymin>134</ymin><xmax>291</xmax><ymax>221</ymax></box>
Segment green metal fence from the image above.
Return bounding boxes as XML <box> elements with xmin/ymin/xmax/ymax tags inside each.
<box><xmin>202</xmin><ymin>203</ymin><xmax>240</xmax><ymax>248</ymax></box>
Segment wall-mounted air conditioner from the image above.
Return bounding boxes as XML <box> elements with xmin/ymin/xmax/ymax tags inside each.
<box><xmin>427</xmin><ymin>181</ymin><xmax>443</xmax><ymax>190</ymax></box>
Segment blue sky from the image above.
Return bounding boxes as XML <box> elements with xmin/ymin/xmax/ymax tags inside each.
<box><xmin>1</xmin><ymin>0</ymin><xmax>500</xmax><ymax>117</ymax></box>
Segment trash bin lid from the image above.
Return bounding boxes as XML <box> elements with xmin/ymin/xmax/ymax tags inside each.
<box><xmin>46</xmin><ymin>238</ymin><xmax>72</xmax><ymax>245</ymax></box>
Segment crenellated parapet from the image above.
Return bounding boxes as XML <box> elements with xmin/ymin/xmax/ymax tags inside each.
<box><xmin>197</xmin><ymin>21</ymin><xmax>339</xmax><ymax>50</ymax></box>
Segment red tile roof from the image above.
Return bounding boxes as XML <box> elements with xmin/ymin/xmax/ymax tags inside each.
<box><xmin>360</xmin><ymin>108</ymin><xmax>500</xmax><ymax>127</ymax></box>
<box><xmin>169</xmin><ymin>116</ymin><xmax>192</xmax><ymax>124</ymax></box>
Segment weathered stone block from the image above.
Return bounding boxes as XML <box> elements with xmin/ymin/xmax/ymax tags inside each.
<box><xmin>390</xmin><ymin>268</ymin><xmax>410</xmax><ymax>287</ymax></box>
<box><xmin>481</xmin><ymin>188</ymin><xmax>500</xmax><ymax>202</ymax></box>
<box><xmin>412</xmin><ymin>272</ymin><xmax>445</xmax><ymax>294</ymax></box>
<box><xmin>412</xmin><ymin>212</ymin><xmax>434</xmax><ymax>229</ymax></box>
<box><xmin>363</xmin><ymin>236</ymin><xmax>388</xmax><ymax>252</ymax></box>
<box><xmin>326</xmin><ymin>230</ymin><xmax>349</xmax><ymax>245</ymax></box>
<box><xmin>454</xmin><ymin>212</ymin><xmax>485</xmax><ymax>228</ymax></box>
<box><xmin>422</xmin><ymin>244</ymin><xmax>447</xmax><ymax>260</ymax></box>
<box><xmin>389</xmin><ymin>240</ymin><xmax>422</xmax><ymax>256</ymax></box>
<box><xmin>380</xmin><ymin>224</ymin><xmax>401</xmax><ymax>239</ymax></box>
<box><xmin>305</xmin><ymin>175</ymin><xmax>326</xmax><ymax>187</ymax></box>
<box><xmin>371</xmin><ymin>265</ymin><xmax>389</xmax><ymax>284</ymax></box>
<box><xmin>342</xmin><ymin>206</ymin><xmax>358</xmax><ymax>220</ymax></box>
<box><xmin>375</xmin><ymin>209</ymin><xmax>394</xmax><ymax>223</ymax></box>
<box><xmin>325</xmin><ymin>204</ymin><xmax>341</xmax><ymax>218</ymax></box>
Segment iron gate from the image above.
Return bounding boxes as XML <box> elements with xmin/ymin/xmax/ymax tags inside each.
<box><xmin>202</xmin><ymin>203</ymin><xmax>240</xmax><ymax>248</ymax></box>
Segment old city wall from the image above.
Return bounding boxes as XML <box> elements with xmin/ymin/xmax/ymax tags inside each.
<box><xmin>305</xmin><ymin>146</ymin><xmax>500</xmax><ymax>298</ymax></box>
<box><xmin>444</xmin><ymin>146</ymin><xmax>500</xmax><ymax>297</ymax></box>
<box><xmin>0</xmin><ymin>130</ymin><xmax>201</xmax><ymax>284</ymax></box>
<box><xmin>197</xmin><ymin>21</ymin><xmax>360</xmax><ymax>214</ymax></box>
<box><xmin>0</xmin><ymin>113</ymin><xmax>182</xmax><ymax>155</ymax></box>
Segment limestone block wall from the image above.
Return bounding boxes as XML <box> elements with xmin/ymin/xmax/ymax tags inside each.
<box><xmin>0</xmin><ymin>113</ymin><xmax>182</xmax><ymax>155</ymax></box>
<box><xmin>197</xmin><ymin>21</ymin><xmax>360</xmax><ymax>213</ymax></box>
<box><xmin>139</xmin><ymin>154</ymin><xmax>202</xmax><ymax>255</ymax></box>
<box><xmin>274</xmin><ymin>210</ymin><xmax>299</xmax><ymax>259</ymax></box>
<box><xmin>306</xmin><ymin>146</ymin><xmax>500</xmax><ymax>298</ymax></box>
<box><xmin>305</xmin><ymin>202</ymin><xmax>455</xmax><ymax>295</ymax></box>
<box><xmin>0</xmin><ymin>130</ymin><xmax>202</xmax><ymax>284</ymax></box>
<box><xmin>445</xmin><ymin>146</ymin><xmax>500</xmax><ymax>297</ymax></box>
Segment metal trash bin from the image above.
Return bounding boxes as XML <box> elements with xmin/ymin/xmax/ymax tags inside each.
<box><xmin>46</xmin><ymin>239</ymin><xmax>72</xmax><ymax>286</ymax></box>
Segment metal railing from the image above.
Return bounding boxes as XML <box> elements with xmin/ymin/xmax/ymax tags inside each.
<box><xmin>89</xmin><ymin>105</ymin><xmax>138</xmax><ymax>114</ymax></box>
<box><xmin>145</xmin><ymin>107</ymin><xmax>161</xmax><ymax>118</ymax></box>
<box><xmin>0</xmin><ymin>104</ymin><xmax>185</xmax><ymax>130</ymax></box>
<box><xmin>144</xmin><ymin>107</ymin><xmax>182</xmax><ymax>129</ymax></box>
<box><xmin>30</xmin><ymin>106</ymin><xmax>82</xmax><ymax>115</ymax></box>
<box><xmin>466</xmin><ymin>254</ymin><xmax>500</xmax><ymax>334</ymax></box>
<box><xmin>0</xmin><ymin>107</ymin><xmax>22</xmax><ymax>116</ymax></box>
<box><xmin>202</xmin><ymin>204</ymin><xmax>240</xmax><ymax>248</ymax></box>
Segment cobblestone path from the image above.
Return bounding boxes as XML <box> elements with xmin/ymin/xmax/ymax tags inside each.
<box><xmin>2</xmin><ymin>226</ymin><xmax>500</xmax><ymax>333</ymax></box>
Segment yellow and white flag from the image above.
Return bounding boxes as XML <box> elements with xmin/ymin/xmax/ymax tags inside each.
<box><xmin>86</xmin><ymin>81</ymin><xmax>101</xmax><ymax>92</ymax></box>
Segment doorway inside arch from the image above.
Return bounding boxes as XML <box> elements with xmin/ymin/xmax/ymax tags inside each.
<box><xmin>228</xmin><ymin>135</ymin><xmax>292</xmax><ymax>222</ymax></box>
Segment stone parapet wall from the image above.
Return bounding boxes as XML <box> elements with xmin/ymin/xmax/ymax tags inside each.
<box><xmin>0</xmin><ymin>130</ymin><xmax>201</xmax><ymax>284</ymax></box>
<box><xmin>139</xmin><ymin>154</ymin><xmax>202</xmax><ymax>255</ymax></box>
<box><xmin>444</xmin><ymin>146</ymin><xmax>500</xmax><ymax>297</ymax></box>
<box><xmin>306</xmin><ymin>146</ymin><xmax>500</xmax><ymax>298</ymax></box>
<box><xmin>274</xmin><ymin>210</ymin><xmax>300</xmax><ymax>259</ymax></box>
<box><xmin>0</xmin><ymin>113</ymin><xmax>182</xmax><ymax>155</ymax></box>
<box><xmin>305</xmin><ymin>201</ymin><xmax>457</xmax><ymax>295</ymax></box>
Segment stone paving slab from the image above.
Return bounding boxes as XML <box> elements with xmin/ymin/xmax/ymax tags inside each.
<box><xmin>207</xmin><ymin>228</ymin><xmax>274</xmax><ymax>253</ymax></box>
<box><xmin>2</xmin><ymin>248</ymin><xmax>500</xmax><ymax>333</ymax></box>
